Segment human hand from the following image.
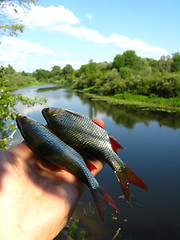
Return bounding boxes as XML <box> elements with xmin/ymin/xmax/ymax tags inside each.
<box><xmin>0</xmin><ymin>119</ymin><xmax>105</xmax><ymax>240</ymax></box>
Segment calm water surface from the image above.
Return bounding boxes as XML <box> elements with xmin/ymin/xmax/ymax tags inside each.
<box><xmin>12</xmin><ymin>84</ymin><xmax>180</xmax><ymax>240</ymax></box>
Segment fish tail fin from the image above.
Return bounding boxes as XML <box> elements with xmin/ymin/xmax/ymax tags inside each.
<box><xmin>115</xmin><ymin>165</ymin><xmax>149</xmax><ymax>203</ymax></box>
<box><xmin>90</xmin><ymin>185</ymin><xmax>119</xmax><ymax>221</ymax></box>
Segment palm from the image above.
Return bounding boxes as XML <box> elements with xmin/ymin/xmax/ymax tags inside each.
<box><xmin>0</xmin><ymin>119</ymin><xmax>105</xmax><ymax>240</ymax></box>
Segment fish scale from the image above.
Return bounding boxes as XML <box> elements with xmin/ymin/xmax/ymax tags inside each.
<box><xmin>42</xmin><ymin>107</ymin><xmax>149</xmax><ymax>203</ymax></box>
<box><xmin>16</xmin><ymin>115</ymin><xmax>119</xmax><ymax>220</ymax></box>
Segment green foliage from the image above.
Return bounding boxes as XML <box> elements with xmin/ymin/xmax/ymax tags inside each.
<box><xmin>0</xmin><ymin>0</ymin><xmax>38</xmax><ymax>36</ymax></box>
<box><xmin>68</xmin><ymin>218</ymin><xmax>87</xmax><ymax>240</ymax></box>
<box><xmin>171</xmin><ymin>52</ymin><xmax>180</xmax><ymax>72</ymax></box>
<box><xmin>113</xmin><ymin>93</ymin><xmax>180</xmax><ymax>107</ymax></box>
<box><xmin>1</xmin><ymin>50</ymin><xmax>180</xmax><ymax>149</ymax></box>
<box><xmin>62</xmin><ymin>64</ymin><xmax>74</xmax><ymax>75</ymax></box>
<box><xmin>158</xmin><ymin>55</ymin><xmax>172</xmax><ymax>72</ymax></box>
<box><xmin>0</xmin><ymin>66</ymin><xmax>46</xmax><ymax>148</ymax></box>
<box><xmin>0</xmin><ymin>0</ymin><xmax>46</xmax><ymax>149</ymax></box>
<box><xmin>113</xmin><ymin>50</ymin><xmax>140</xmax><ymax>71</ymax></box>
<box><xmin>2</xmin><ymin>51</ymin><xmax>178</xmax><ymax>114</ymax></box>
<box><xmin>122</xmin><ymin>50</ymin><xmax>140</xmax><ymax>69</ymax></box>
<box><xmin>59</xmin><ymin>51</ymin><xmax>180</xmax><ymax>103</ymax></box>
<box><xmin>119</xmin><ymin>67</ymin><xmax>132</xmax><ymax>79</ymax></box>
<box><xmin>112</xmin><ymin>54</ymin><xmax>124</xmax><ymax>70</ymax></box>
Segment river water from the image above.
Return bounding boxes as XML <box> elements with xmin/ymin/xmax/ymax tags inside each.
<box><xmin>12</xmin><ymin>84</ymin><xmax>180</xmax><ymax>240</ymax></box>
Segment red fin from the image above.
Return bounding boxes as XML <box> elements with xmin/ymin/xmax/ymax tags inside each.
<box><xmin>115</xmin><ymin>165</ymin><xmax>149</xmax><ymax>203</ymax></box>
<box><xmin>86</xmin><ymin>161</ymin><xmax>97</xmax><ymax>171</ymax></box>
<box><xmin>92</xmin><ymin>119</ymin><xmax>104</xmax><ymax>128</ymax></box>
<box><xmin>109</xmin><ymin>136</ymin><xmax>124</xmax><ymax>153</ymax></box>
<box><xmin>90</xmin><ymin>185</ymin><xmax>119</xmax><ymax>221</ymax></box>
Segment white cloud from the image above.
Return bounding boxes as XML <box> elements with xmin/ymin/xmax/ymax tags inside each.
<box><xmin>0</xmin><ymin>36</ymin><xmax>56</xmax><ymax>70</ymax></box>
<box><xmin>50</xmin><ymin>25</ymin><xmax>108</xmax><ymax>44</ymax></box>
<box><xmin>2</xmin><ymin>3</ymin><xmax>79</xmax><ymax>28</ymax></box>
<box><xmin>50</xmin><ymin>24</ymin><xmax>168</xmax><ymax>58</ymax></box>
<box><xmin>1</xmin><ymin>3</ymin><xmax>170</xmax><ymax>72</ymax></box>
<box><xmin>108</xmin><ymin>34</ymin><xmax>168</xmax><ymax>58</ymax></box>
<box><xmin>1</xmin><ymin>36</ymin><xmax>56</xmax><ymax>55</ymax></box>
<box><xmin>24</xmin><ymin>4</ymin><xmax>79</xmax><ymax>27</ymax></box>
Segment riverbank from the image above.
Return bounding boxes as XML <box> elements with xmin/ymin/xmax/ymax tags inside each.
<box><xmin>76</xmin><ymin>90</ymin><xmax>180</xmax><ymax>112</ymax></box>
<box><xmin>6</xmin><ymin>78</ymin><xmax>180</xmax><ymax>113</ymax></box>
<box><xmin>6</xmin><ymin>81</ymin><xmax>47</xmax><ymax>92</ymax></box>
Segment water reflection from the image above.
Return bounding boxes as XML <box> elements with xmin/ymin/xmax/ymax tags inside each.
<box><xmin>9</xmin><ymin>85</ymin><xmax>180</xmax><ymax>240</ymax></box>
<box><xmin>75</xmin><ymin>92</ymin><xmax>180</xmax><ymax>129</ymax></box>
<box><xmin>36</xmin><ymin>85</ymin><xmax>62</xmax><ymax>92</ymax></box>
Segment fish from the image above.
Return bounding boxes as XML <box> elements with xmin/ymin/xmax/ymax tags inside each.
<box><xmin>16</xmin><ymin>115</ymin><xmax>119</xmax><ymax>220</ymax></box>
<box><xmin>42</xmin><ymin>107</ymin><xmax>149</xmax><ymax>203</ymax></box>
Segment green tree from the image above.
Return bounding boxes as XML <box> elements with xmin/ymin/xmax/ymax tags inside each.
<box><xmin>119</xmin><ymin>67</ymin><xmax>131</xmax><ymax>79</ymax></box>
<box><xmin>0</xmin><ymin>0</ymin><xmax>44</xmax><ymax>149</ymax></box>
<box><xmin>21</xmin><ymin>70</ymin><xmax>28</xmax><ymax>76</ymax></box>
<box><xmin>122</xmin><ymin>50</ymin><xmax>139</xmax><ymax>69</ymax></box>
<box><xmin>0</xmin><ymin>0</ymin><xmax>38</xmax><ymax>36</ymax></box>
<box><xmin>97</xmin><ymin>61</ymin><xmax>112</xmax><ymax>71</ymax></box>
<box><xmin>158</xmin><ymin>56</ymin><xmax>172</xmax><ymax>72</ymax></box>
<box><xmin>171</xmin><ymin>52</ymin><xmax>180</xmax><ymax>72</ymax></box>
<box><xmin>52</xmin><ymin>65</ymin><xmax>61</xmax><ymax>72</ymax></box>
<box><xmin>62</xmin><ymin>64</ymin><xmax>74</xmax><ymax>75</ymax></box>
<box><xmin>112</xmin><ymin>51</ymin><xmax>140</xmax><ymax>70</ymax></box>
<box><xmin>0</xmin><ymin>66</ymin><xmax>46</xmax><ymax>148</ymax></box>
<box><xmin>33</xmin><ymin>69</ymin><xmax>52</xmax><ymax>80</ymax></box>
<box><xmin>6</xmin><ymin>64</ymin><xmax>15</xmax><ymax>74</ymax></box>
<box><xmin>88</xmin><ymin>59</ymin><xmax>97</xmax><ymax>73</ymax></box>
<box><xmin>112</xmin><ymin>54</ymin><xmax>124</xmax><ymax>70</ymax></box>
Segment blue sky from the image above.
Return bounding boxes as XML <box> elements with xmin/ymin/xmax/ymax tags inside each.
<box><xmin>0</xmin><ymin>0</ymin><xmax>179</xmax><ymax>72</ymax></box>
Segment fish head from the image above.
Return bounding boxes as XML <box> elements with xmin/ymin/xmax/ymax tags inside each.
<box><xmin>42</xmin><ymin>107</ymin><xmax>65</xmax><ymax>119</ymax></box>
<box><xmin>42</xmin><ymin>107</ymin><xmax>84</xmax><ymax>123</ymax></box>
<box><xmin>16</xmin><ymin>115</ymin><xmax>31</xmax><ymax>129</ymax></box>
<box><xmin>16</xmin><ymin>115</ymin><xmax>41</xmax><ymax>136</ymax></box>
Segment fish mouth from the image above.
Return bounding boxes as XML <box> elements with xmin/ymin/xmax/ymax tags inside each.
<box><xmin>16</xmin><ymin>115</ymin><xmax>28</xmax><ymax>130</ymax></box>
<box><xmin>42</xmin><ymin>107</ymin><xmax>52</xmax><ymax>118</ymax></box>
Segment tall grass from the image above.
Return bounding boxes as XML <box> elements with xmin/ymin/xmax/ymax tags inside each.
<box><xmin>113</xmin><ymin>93</ymin><xmax>180</xmax><ymax>107</ymax></box>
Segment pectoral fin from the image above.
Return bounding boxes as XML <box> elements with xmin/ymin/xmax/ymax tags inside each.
<box><xmin>86</xmin><ymin>160</ymin><xmax>97</xmax><ymax>171</ymax></box>
<box><xmin>109</xmin><ymin>136</ymin><xmax>124</xmax><ymax>153</ymax></box>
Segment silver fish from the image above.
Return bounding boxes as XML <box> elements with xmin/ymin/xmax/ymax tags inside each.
<box><xmin>16</xmin><ymin>115</ymin><xmax>119</xmax><ymax>220</ymax></box>
<box><xmin>42</xmin><ymin>107</ymin><xmax>149</xmax><ymax>203</ymax></box>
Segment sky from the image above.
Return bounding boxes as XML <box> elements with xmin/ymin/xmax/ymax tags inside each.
<box><xmin>0</xmin><ymin>0</ymin><xmax>180</xmax><ymax>72</ymax></box>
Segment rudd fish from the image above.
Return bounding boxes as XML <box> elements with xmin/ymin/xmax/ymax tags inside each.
<box><xmin>42</xmin><ymin>107</ymin><xmax>149</xmax><ymax>203</ymax></box>
<box><xmin>16</xmin><ymin>115</ymin><xmax>119</xmax><ymax>220</ymax></box>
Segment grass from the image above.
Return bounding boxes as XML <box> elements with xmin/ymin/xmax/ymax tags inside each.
<box><xmin>3</xmin><ymin>72</ymin><xmax>47</xmax><ymax>92</ymax></box>
<box><xmin>113</xmin><ymin>93</ymin><xmax>180</xmax><ymax>108</ymax></box>
<box><xmin>5</xmin><ymin>81</ymin><xmax>47</xmax><ymax>92</ymax></box>
<box><xmin>80</xmin><ymin>90</ymin><xmax>180</xmax><ymax>112</ymax></box>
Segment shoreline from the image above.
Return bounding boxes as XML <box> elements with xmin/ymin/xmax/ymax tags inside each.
<box><xmin>7</xmin><ymin>82</ymin><xmax>180</xmax><ymax>113</ymax></box>
<box><xmin>75</xmin><ymin>90</ymin><xmax>180</xmax><ymax>113</ymax></box>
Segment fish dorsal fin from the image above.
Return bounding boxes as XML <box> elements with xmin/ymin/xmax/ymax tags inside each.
<box><xmin>109</xmin><ymin>136</ymin><xmax>124</xmax><ymax>153</ymax></box>
<box><xmin>86</xmin><ymin>161</ymin><xmax>97</xmax><ymax>171</ymax></box>
<box><xmin>65</xmin><ymin>109</ymin><xmax>83</xmax><ymax>118</ymax></box>
<box><xmin>92</xmin><ymin>119</ymin><xmax>104</xmax><ymax>129</ymax></box>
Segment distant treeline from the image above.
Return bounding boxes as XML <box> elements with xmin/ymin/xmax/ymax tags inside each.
<box><xmin>3</xmin><ymin>50</ymin><xmax>180</xmax><ymax>98</ymax></box>
<box><xmin>32</xmin><ymin>51</ymin><xmax>180</xmax><ymax>98</ymax></box>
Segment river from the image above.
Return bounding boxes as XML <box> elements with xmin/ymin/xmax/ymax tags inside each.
<box><xmin>12</xmin><ymin>84</ymin><xmax>180</xmax><ymax>240</ymax></box>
